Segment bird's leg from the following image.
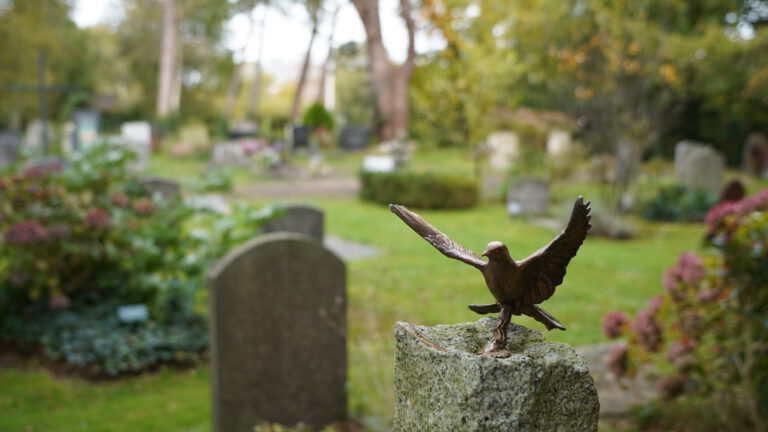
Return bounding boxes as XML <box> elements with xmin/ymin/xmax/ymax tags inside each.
<box><xmin>486</xmin><ymin>303</ymin><xmax>513</xmax><ymax>353</ymax></box>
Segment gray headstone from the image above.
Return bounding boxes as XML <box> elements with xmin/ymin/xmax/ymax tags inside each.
<box><xmin>209</xmin><ymin>233</ymin><xmax>347</xmax><ymax>431</ymax></box>
<box><xmin>73</xmin><ymin>109</ymin><xmax>101</xmax><ymax>151</ymax></box>
<box><xmin>339</xmin><ymin>125</ymin><xmax>370</xmax><ymax>151</ymax></box>
<box><xmin>394</xmin><ymin>319</ymin><xmax>599</xmax><ymax>432</ymax></box>
<box><xmin>487</xmin><ymin>131</ymin><xmax>520</xmax><ymax>171</ymax></box>
<box><xmin>674</xmin><ymin>140</ymin><xmax>725</xmax><ymax>193</ymax></box>
<box><xmin>179</xmin><ymin>124</ymin><xmax>209</xmax><ymax>148</ymax></box>
<box><xmin>506</xmin><ymin>178</ymin><xmax>550</xmax><ymax>216</ymax></box>
<box><xmin>741</xmin><ymin>132</ymin><xmax>768</xmax><ymax>177</ymax></box>
<box><xmin>25</xmin><ymin>119</ymin><xmax>52</xmax><ymax>154</ymax></box>
<box><xmin>211</xmin><ymin>142</ymin><xmax>251</xmax><ymax>167</ymax></box>
<box><xmin>262</xmin><ymin>204</ymin><xmax>324</xmax><ymax>242</ymax></box>
<box><xmin>121</xmin><ymin>121</ymin><xmax>152</xmax><ymax>172</ymax></box>
<box><xmin>292</xmin><ymin>125</ymin><xmax>310</xmax><ymax>150</ymax></box>
<box><xmin>0</xmin><ymin>130</ymin><xmax>21</xmax><ymax>169</ymax></box>
<box><xmin>138</xmin><ymin>176</ymin><xmax>181</xmax><ymax>201</ymax></box>
<box><xmin>362</xmin><ymin>155</ymin><xmax>395</xmax><ymax>173</ymax></box>
<box><xmin>546</xmin><ymin>129</ymin><xmax>572</xmax><ymax>157</ymax></box>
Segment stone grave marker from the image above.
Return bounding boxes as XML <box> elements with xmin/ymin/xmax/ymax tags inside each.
<box><xmin>741</xmin><ymin>132</ymin><xmax>768</xmax><ymax>177</ymax></box>
<box><xmin>0</xmin><ymin>129</ymin><xmax>21</xmax><ymax>169</ymax></box>
<box><xmin>211</xmin><ymin>142</ymin><xmax>251</xmax><ymax>167</ymax></box>
<box><xmin>262</xmin><ymin>204</ymin><xmax>324</xmax><ymax>242</ymax></box>
<box><xmin>546</xmin><ymin>129</ymin><xmax>572</xmax><ymax>158</ymax></box>
<box><xmin>292</xmin><ymin>125</ymin><xmax>310</xmax><ymax>150</ymax></box>
<box><xmin>138</xmin><ymin>176</ymin><xmax>181</xmax><ymax>201</ymax></box>
<box><xmin>362</xmin><ymin>155</ymin><xmax>396</xmax><ymax>173</ymax></box>
<box><xmin>179</xmin><ymin>124</ymin><xmax>210</xmax><ymax>149</ymax></box>
<box><xmin>339</xmin><ymin>125</ymin><xmax>370</xmax><ymax>151</ymax></box>
<box><xmin>25</xmin><ymin>119</ymin><xmax>52</xmax><ymax>154</ymax></box>
<box><xmin>506</xmin><ymin>178</ymin><xmax>550</xmax><ymax>216</ymax></box>
<box><xmin>209</xmin><ymin>233</ymin><xmax>347</xmax><ymax>431</ymax></box>
<box><xmin>73</xmin><ymin>109</ymin><xmax>101</xmax><ymax>151</ymax></box>
<box><xmin>674</xmin><ymin>140</ymin><xmax>725</xmax><ymax>194</ymax></box>
<box><xmin>120</xmin><ymin>121</ymin><xmax>152</xmax><ymax>172</ymax></box>
<box><xmin>487</xmin><ymin>131</ymin><xmax>519</xmax><ymax>171</ymax></box>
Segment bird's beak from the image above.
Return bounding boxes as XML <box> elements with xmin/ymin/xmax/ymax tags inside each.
<box><xmin>481</xmin><ymin>248</ymin><xmax>491</xmax><ymax>257</ymax></box>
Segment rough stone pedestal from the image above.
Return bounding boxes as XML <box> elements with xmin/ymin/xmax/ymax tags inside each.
<box><xmin>394</xmin><ymin>318</ymin><xmax>599</xmax><ymax>432</ymax></box>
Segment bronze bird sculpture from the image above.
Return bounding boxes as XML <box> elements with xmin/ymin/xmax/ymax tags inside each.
<box><xmin>389</xmin><ymin>197</ymin><xmax>591</xmax><ymax>355</ymax></box>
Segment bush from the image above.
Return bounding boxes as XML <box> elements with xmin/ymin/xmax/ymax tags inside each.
<box><xmin>604</xmin><ymin>189</ymin><xmax>768</xmax><ymax>430</ymax></box>
<box><xmin>0</xmin><ymin>143</ymin><xmax>279</xmax><ymax>376</ymax></box>
<box><xmin>359</xmin><ymin>170</ymin><xmax>479</xmax><ymax>209</ymax></box>
<box><xmin>641</xmin><ymin>184</ymin><xmax>716</xmax><ymax>222</ymax></box>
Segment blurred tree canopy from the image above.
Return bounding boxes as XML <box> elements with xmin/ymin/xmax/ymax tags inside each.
<box><xmin>411</xmin><ymin>0</ymin><xmax>768</xmax><ymax>163</ymax></box>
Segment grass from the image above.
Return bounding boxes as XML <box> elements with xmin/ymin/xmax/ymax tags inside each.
<box><xmin>0</xmin><ymin>148</ymin><xmax>735</xmax><ymax>431</ymax></box>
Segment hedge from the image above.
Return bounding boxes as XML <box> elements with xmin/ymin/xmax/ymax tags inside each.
<box><xmin>359</xmin><ymin>170</ymin><xmax>479</xmax><ymax>209</ymax></box>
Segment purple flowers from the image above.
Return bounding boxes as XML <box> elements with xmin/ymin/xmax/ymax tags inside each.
<box><xmin>662</xmin><ymin>252</ymin><xmax>705</xmax><ymax>303</ymax></box>
<box><xmin>84</xmin><ymin>210</ymin><xmax>111</xmax><ymax>228</ymax></box>
<box><xmin>4</xmin><ymin>220</ymin><xmax>48</xmax><ymax>244</ymax></box>
<box><xmin>632</xmin><ymin>298</ymin><xmax>664</xmax><ymax>353</ymax></box>
<box><xmin>602</xmin><ymin>311</ymin><xmax>630</xmax><ymax>339</ymax></box>
<box><xmin>132</xmin><ymin>198</ymin><xmax>154</xmax><ymax>215</ymax></box>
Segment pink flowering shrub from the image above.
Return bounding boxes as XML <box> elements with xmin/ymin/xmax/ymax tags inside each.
<box><xmin>605</xmin><ymin>188</ymin><xmax>768</xmax><ymax>428</ymax></box>
<box><xmin>0</xmin><ymin>144</ymin><xmax>281</xmax><ymax>376</ymax></box>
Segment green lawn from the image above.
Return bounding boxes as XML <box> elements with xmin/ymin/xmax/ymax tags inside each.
<box><xmin>0</xmin><ymin>149</ymin><xmax>725</xmax><ymax>431</ymax></box>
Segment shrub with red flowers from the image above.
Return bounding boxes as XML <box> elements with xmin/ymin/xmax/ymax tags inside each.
<box><xmin>604</xmin><ymin>188</ymin><xmax>768</xmax><ymax>430</ymax></box>
<box><xmin>0</xmin><ymin>143</ymin><xmax>281</xmax><ymax>376</ymax></box>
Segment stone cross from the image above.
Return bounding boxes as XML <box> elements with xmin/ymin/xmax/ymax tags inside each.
<box><xmin>209</xmin><ymin>233</ymin><xmax>347</xmax><ymax>431</ymax></box>
<box><xmin>262</xmin><ymin>204</ymin><xmax>324</xmax><ymax>242</ymax></box>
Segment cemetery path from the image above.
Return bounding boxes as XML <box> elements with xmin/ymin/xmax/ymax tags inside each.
<box><xmin>576</xmin><ymin>342</ymin><xmax>657</xmax><ymax>418</ymax></box>
<box><xmin>235</xmin><ymin>177</ymin><xmax>359</xmax><ymax>199</ymax></box>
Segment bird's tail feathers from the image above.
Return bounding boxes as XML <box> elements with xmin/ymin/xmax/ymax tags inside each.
<box><xmin>524</xmin><ymin>305</ymin><xmax>566</xmax><ymax>331</ymax></box>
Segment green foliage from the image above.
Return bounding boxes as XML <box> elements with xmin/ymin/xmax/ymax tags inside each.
<box><xmin>641</xmin><ymin>184</ymin><xmax>716</xmax><ymax>222</ymax></box>
<box><xmin>605</xmin><ymin>189</ymin><xmax>768</xmax><ymax>430</ymax></box>
<box><xmin>197</xmin><ymin>167</ymin><xmax>234</xmax><ymax>193</ymax></box>
<box><xmin>0</xmin><ymin>143</ymin><xmax>278</xmax><ymax>376</ymax></box>
<box><xmin>302</xmin><ymin>102</ymin><xmax>334</xmax><ymax>132</ymax></box>
<box><xmin>359</xmin><ymin>170</ymin><xmax>479</xmax><ymax>209</ymax></box>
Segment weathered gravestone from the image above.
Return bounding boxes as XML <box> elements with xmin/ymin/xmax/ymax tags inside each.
<box><xmin>674</xmin><ymin>140</ymin><xmax>725</xmax><ymax>194</ymax></box>
<box><xmin>73</xmin><ymin>109</ymin><xmax>101</xmax><ymax>151</ymax></box>
<box><xmin>362</xmin><ymin>155</ymin><xmax>396</xmax><ymax>173</ymax></box>
<box><xmin>138</xmin><ymin>176</ymin><xmax>181</xmax><ymax>201</ymax></box>
<box><xmin>292</xmin><ymin>125</ymin><xmax>310</xmax><ymax>150</ymax></box>
<box><xmin>0</xmin><ymin>130</ymin><xmax>21</xmax><ymax>169</ymax></box>
<box><xmin>546</xmin><ymin>129</ymin><xmax>572</xmax><ymax>158</ymax></box>
<box><xmin>179</xmin><ymin>124</ymin><xmax>210</xmax><ymax>149</ymax></box>
<box><xmin>340</xmin><ymin>125</ymin><xmax>370</xmax><ymax>151</ymax></box>
<box><xmin>120</xmin><ymin>121</ymin><xmax>152</xmax><ymax>172</ymax></box>
<box><xmin>211</xmin><ymin>142</ymin><xmax>251</xmax><ymax>167</ymax></box>
<box><xmin>394</xmin><ymin>318</ymin><xmax>599</xmax><ymax>432</ymax></box>
<box><xmin>487</xmin><ymin>131</ymin><xmax>520</xmax><ymax>171</ymax></box>
<box><xmin>209</xmin><ymin>233</ymin><xmax>347</xmax><ymax>431</ymax></box>
<box><xmin>262</xmin><ymin>204</ymin><xmax>324</xmax><ymax>242</ymax></box>
<box><xmin>506</xmin><ymin>178</ymin><xmax>550</xmax><ymax>216</ymax></box>
<box><xmin>741</xmin><ymin>132</ymin><xmax>768</xmax><ymax>178</ymax></box>
<box><xmin>25</xmin><ymin>119</ymin><xmax>52</xmax><ymax>154</ymax></box>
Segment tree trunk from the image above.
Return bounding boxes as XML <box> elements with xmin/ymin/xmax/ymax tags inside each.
<box><xmin>290</xmin><ymin>20</ymin><xmax>318</xmax><ymax>123</ymax></box>
<box><xmin>156</xmin><ymin>0</ymin><xmax>181</xmax><ymax>118</ymax></box>
<box><xmin>247</xmin><ymin>8</ymin><xmax>268</xmax><ymax>119</ymax></box>
<box><xmin>224</xmin><ymin>10</ymin><xmax>257</xmax><ymax>121</ymax></box>
<box><xmin>317</xmin><ymin>5</ymin><xmax>341</xmax><ymax>104</ymax></box>
<box><xmin>351</xmin><ymin>0</ymin><xmax>416</xmax><ymax>141</ymax></box>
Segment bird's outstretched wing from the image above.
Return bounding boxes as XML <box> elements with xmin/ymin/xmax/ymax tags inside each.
<box><xmin>389</xmin><ymin>204</ymin><xmax>486</xmax><ymax>269</ymax></box>
<box><xmin>516</xmin><ymin>197</ymin><xmax>591</xmax><ymax>305</ymax></box>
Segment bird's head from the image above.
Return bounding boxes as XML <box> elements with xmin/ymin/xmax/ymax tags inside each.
<box><xmin>481</xmin><ymin>241</ymin><xmax>509</xmax><ymax>259</ymax></box>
